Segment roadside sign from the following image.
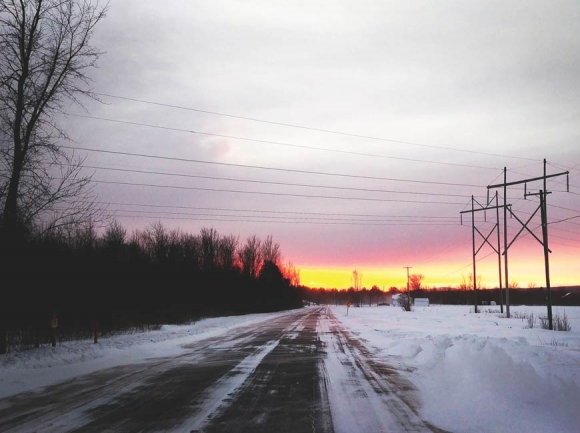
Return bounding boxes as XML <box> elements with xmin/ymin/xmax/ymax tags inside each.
<box><xmin>346</xmin><ymin>301</ymin><xmax>351</xmax><ymax>307</ymax></box>
<box><xmin>51</xmin><ymin>316</ymin><xmax>58</xmax><ymax>329</ymax></box>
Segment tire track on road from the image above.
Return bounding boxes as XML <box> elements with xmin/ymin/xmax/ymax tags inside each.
<box><xmin>318</xmin><ymin>307</ymin><xmax>447</xmax><ymax>433</ymax></box>
<box><xmin>0</xmin><ymin>309</ymin><xmax>314</xmax><ymax>433</ymax></box>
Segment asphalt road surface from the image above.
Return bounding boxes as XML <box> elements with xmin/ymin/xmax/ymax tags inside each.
<box><xmin>0</xmin><ymin>307</ymin><xmax>446</xmax><ymax>433</ymax></box>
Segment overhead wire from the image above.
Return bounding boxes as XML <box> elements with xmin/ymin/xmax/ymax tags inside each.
<box><xmin>79</xmin><ymin>164</ymin><xmax>477</xmax><ymax>199</ymax></box>
<box><xmin>96</xmin><ymin>201</ymin><xmax>458</xmax><ymax>219</ymax></box>
<box><xmin>91</xmin><ymin>92</ymin><xmax>542</xmax><ymax>163</ymax></box>
<box><xmin>91</xmin><ymin>179</ymin><xmax>468</xmax><ymax>204</ymax></box>
<box><xmin>107</xmin><ymin>208</ymin><xmax>459</xmax><ymax>223</ymax></box>
<box><xmin>64</xmin><ymin>113</ymin><xmax>502</xmax><ymax>171</ymax></box>
<box><xmin>61</xmin><ymin>145</ymin><xmax>488</xmax><ymax>187</ymax></box>
<box><xmin>110</xmin><ymin>213</ymin><xmax>459</xmax><ymax>226</ymax></box>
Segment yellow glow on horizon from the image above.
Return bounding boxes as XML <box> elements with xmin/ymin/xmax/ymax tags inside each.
<box><xmin>298</xmin><ymin>259</ymin><xmax>579</xmax><ymax>290</ymax></box>
<box><xmin>300</xmin><ymin>267</ymin><xmax>408</xmax><ymax>290</ymax></box>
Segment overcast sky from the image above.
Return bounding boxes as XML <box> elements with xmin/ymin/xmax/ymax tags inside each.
<box><xmin>60</xmin><ymin>0</ymin><xmax>580</xmax><ymax>288</ymax></box>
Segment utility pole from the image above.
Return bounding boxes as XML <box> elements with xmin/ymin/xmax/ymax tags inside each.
<box><xmin>495</xmin><ymin>192</ymin><xmax>504</xmax><ymax>313</ymax></box>
<box><xmin>503</xmin><ymin>167</ymin><xmax>510</xmax><ymax>318</ymax></box>
<box><xmin>471</xmin><ymin>196</ymin><xmax>478</xmax><ymax>313</ymax></box>
<box><xmin>488</xmin><ymin>160</ymin><xmax>568</xmax><ymax>329</ymax></box>
<box><xmin>460</xmin><ymin>194</ymin><xmax>507</xmax><ymax>314</ymax></box>
<box><xmin>403</xmin><ymin>266</ymin><xmax>412</xmax><ymax>309</ymax></box>
<box><xmin>540</xmin><ymin>190</ymin><xmax>553</xmax><ymax>329</ymax></box>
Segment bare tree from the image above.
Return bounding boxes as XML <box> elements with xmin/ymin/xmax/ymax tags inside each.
<box><xmin>261</xmin><ymin>235</ymin><xmax>280</xmax><ymax>266</ymax></box>
<box><xmin>142</xmin><ymin>221</ymin><xmax>169</xmax><ymax>263</ymax></box>
<box><xmin>459</xmin><ymin>274</ymin><xmax>472</xmax><ymax>291</ymax></box>
<box><xmin>282</xmin><ymin>261</ymin><xmax>300</xmax><ymax>287</ymax></box>
<box><xmin>181</xmin><ymin>233</ymin><xmax>201</xmax><ymax>269</ymax></box>
<box><xmin>71</xmin><ymin>220</ymin><xmax>97</xmax><ymax>254</ymax></box>
<box><xmin>217</xmin><ymin>234</ymin><xmax>238</xmax><ymax>270</ymax></box>
<box><xmin>103</xmin><ymin>219</ymin><xmax>126</xmax><ymax>249</ymax></box>
<box><xmin>409</xmin><ymin>273</ymin><xmax>424</xmax><ymax>290</ymax></box>
<box><xmin>0</xmin><ymin>0</ymin><xmax>108</xmax><ymax>234</ymax></box>
<box><xmin>238</xmin><ymin>235</ymin><xmax>262</xmax><ymax>278</ymax></box>
<box><xmin>167</xmin><ymin>228</ymin><xmax>185</xmax><ymax>264</ymax></box>
<box><xmin>200</xmin><ymin>227</ymin><xmax>219</xmax><ymax>271</ymax></box>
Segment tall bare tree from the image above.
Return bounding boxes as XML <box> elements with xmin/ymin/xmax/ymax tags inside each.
<box><xmin>217</xmin><ymin>234</ymin><xmax>238</xmax><ymax>271</ymax></box>
<box><xmin>261</xmin><ymin>235</ymin><xmax>280</xmax><ymax>266</ymax></box>
<box><xmin>200</xmin><ymin>227</ymin><xmax>219</xmax><ymax>271</ymax></box>
<box><xmin>0</xmin><ymin>0</ymin><xmax>107</xmax><ymax>235</ymax></box>
<box><xmin>282</xmin><ymin>261</ymin><xmax>300</xmax><ymax>287</ymax></box>
<box><xmin>238</xmin><ymin>235</ymin><xmax>262</xmax><ymax>278</ymax></box>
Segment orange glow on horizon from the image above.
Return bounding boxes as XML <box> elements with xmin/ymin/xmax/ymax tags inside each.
<box><xmin>295</xmin><ymin>230</ymin><xmax>579</xmax><ymax>290</ymax></box>
<box><xmin>298</xmin><ymin>258</ymin><xmax>579</xmax><ymax>290</ymax></box>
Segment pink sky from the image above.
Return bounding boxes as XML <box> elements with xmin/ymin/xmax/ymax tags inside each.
<box><xmin>56</xmin><ymin>1</ymin><xmax>580</xmax><ymax>289</ymax></box>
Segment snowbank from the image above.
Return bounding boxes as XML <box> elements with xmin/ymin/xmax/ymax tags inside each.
<box><xmin>331</xmin><ymin>304</ymin><xmax>580</xmax><ymax>433</ymax></box>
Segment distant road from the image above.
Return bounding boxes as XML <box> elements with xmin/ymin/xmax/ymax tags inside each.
<box><xmin>0</xmin><ymin>307</ymin><xmax>445</xmax><ymax>432</ymax></box>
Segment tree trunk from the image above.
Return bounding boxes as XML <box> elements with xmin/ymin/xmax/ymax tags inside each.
<box><xmin>3</xmin><ymin>154</ymin><xmax>24</xmax><ymax>228</ymax></box>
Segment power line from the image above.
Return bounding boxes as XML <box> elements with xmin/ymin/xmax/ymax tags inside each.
<box><xmin>549</xmin><ymin>215</ymin><xmax>580</xmax><ymax>225</ymax></box>
<box><xmin>417</xmin><ymin>238</ymin><xmax>467</xmax><ymax>266</ymax></box>
<box><xmin>64</xmin><ymin>113</ymin><xmax>502</xmax><ymax>170</ymax></box>
<box><xmin>79</xmin><ymin>164</ymin><xmax>475</xmax><ymax>199</ymax></box>
<box><xmin>98</xmin><ymin>201</ymin><xmax>458</xmax><ymax>219</ymax></box>
<box><xmin>61</xmin><ymin>145</ymin><xmax>486</xmax><ymax>187</ymax></box>
<box><xmin>109</xmin><ymin>208</ymin><xmax>459</xmax><ymax>223</ymax></box>
<box><xmin>92</xmin><ymin>92</ymin><xmax>541</xmax><ymax>163</ymax></box>
<box><xmin>91</xmin><ymin>179</ymin><xmax>468</xmax><ymax>204</ymax></box>
<box><xmin>443</xmin><ymin>250</ymin><xmax>497</xmax><ymax>278</ymax></box>
<box><xmin>110</xmin><ymin>213</ymin><xmax>459</xmax><ymax>226</ymax></box>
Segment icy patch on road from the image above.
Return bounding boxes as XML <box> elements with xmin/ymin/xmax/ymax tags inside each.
<box><xmin>175</xmin><ymin>339</ymin><xmax>281</xmax><ymax>433</ymax></box>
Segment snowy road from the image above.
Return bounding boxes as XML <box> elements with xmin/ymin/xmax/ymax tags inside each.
<box><xmin>0</xmin><ymin>307</ymin><xmax>443</xmax><ymax>432</ymax></box>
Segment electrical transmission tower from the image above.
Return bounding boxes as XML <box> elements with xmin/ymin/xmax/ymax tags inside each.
<box><xmin>460</xmin><ymin>191</ymin><xmax>508</xmax><ymax>314</ymax></box>
<box><xmin>487</xmin><ymin>159</ymin><xmax>569</xmax><ymax>328</ymax></box>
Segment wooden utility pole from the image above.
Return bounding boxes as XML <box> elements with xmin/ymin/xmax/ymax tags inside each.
<box><xmin>495</xmin><ymin>192</ymin><xmax>504</xmax><ymax>313</ymax></box>
<box><xmin>503</xmin><ymin>167</ymin><xmax>510</xmax><ymax>318</ymax></box>
<box><xmin>403</xmin><ymin>266</ymin><xmax>412</xmax><ymax>309</ymax></box>
<box><xmin>460</xmin><ymin>195</ymin><xmax>506</xmax><ymax>314</ymax></box>
<box><xmin>488</xmin><ymin>160</ymin><xmax>568</xmax><ymax>329</ymax></box>
<box><xmin>471</xmin><ymin>196</ymin><xmax>478</xmax><ymax>313</ymax></box>
<box><xmin>539</xmin><ymin>190</ymin><xmax>553</xmax><ymax>329</ymax></box>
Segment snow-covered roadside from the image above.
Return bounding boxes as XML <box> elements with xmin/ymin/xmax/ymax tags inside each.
<box><xmin>331</xmin><ymin>305</ymin><xmax>580</xmax><ymax>433</ymax></box>
<box><xmin>0</xmin><ymin>309</ymin><xmax>298</xmax><ymax>399</ymax></box>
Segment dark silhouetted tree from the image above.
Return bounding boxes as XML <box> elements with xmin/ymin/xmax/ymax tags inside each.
<box><xmin>239</xmin><ymin>235</ymin><xmax>262</xmax><ymax>278</ymax></box>
<box><xmin>261</xmin><ymin>235</ymin><xmax>280</xmax><ymax>266</ymax></box>
<box><xmin>0</xmin><ymin>0</ymin><xmax>108</xmax><ymax>236</ymax></box>
<box><xmin>200</xmin><ymin>227</ymin><xmax>219</xmax><ymax>271</ymax></box>
<box><xmin>218</xmin><ymin>234</ymin><xmax>238</xmax><ymax>270</ymax></box>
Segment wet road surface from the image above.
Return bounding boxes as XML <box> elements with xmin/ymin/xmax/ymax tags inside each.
<box><xmin>0</xmin><ymin>307</ymin><xmax>446</xmax><ymax>432</ymax></box>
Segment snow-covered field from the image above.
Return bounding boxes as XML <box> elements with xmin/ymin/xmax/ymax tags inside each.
<box><xmin>0</xmin><ymin>309</ymin><xmax>298</xmax><ymax>400</ymax></box>
<box><xmin>332</xmin><ymin>304</ymin><xmax>580</xmax><ymax>433</ymax></box>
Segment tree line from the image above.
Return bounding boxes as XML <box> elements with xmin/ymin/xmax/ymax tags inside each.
<box><xmin>0</xmin><ymin>221</ymin><xmax>302</xmax><ymax>353</ymax></box>
<box><xmin>301</xmin><ymin>285</ymin><xmax>580</xmax><ymax>308</ymax></box>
